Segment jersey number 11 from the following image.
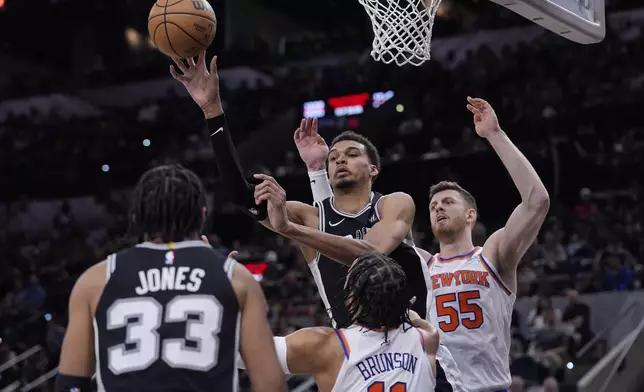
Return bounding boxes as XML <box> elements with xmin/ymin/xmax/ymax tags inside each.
<box><xmin>368</xmin><ymin>381</ymin><xmax>406</xmax><ymax>391</ymax></box>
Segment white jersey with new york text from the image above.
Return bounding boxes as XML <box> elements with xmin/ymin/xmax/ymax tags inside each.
<box><xmin>427</xmin><ymin>247</ymin><xmax>515</xmax><ymax>392</ymax></box>
<box><xmin>331</xmin><ymin>325</ymin><xmax>435</xmax><ymax>392</ymax></box>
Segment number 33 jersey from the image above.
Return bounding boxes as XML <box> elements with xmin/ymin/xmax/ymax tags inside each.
<box><xmin>93</xmin><ymin>241</ymin><xmax>240</xmax><ymax>392</ymax></box>
<box><xmin>426</xmin><ymin>247</ymin><xmax>516</xmax><ymax>392</ymax></box>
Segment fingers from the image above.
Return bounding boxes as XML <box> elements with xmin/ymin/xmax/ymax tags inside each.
<box><xmin>409</xmin><ymin>296</ymin><xmax>417</xmax><ymax>306</ymax></box>
<box><xmin>227</xmin><ymin>250</ymin><xmax>239</xmax><ymax>259</ymax></box>
<box><xmin>467</xmin><ymin>96</ymin><xmax>489</xmax><ymax>109</ymax></box>
<box><xmin>197</xmin><ymin>50</ymin><xmax>206</xmax><ymax>67</ymax></box>
<box><xmin>254</xmin><ymin>185</ymin><xmax>281</xmax><ymax>205</ymax></box>
<box><xmin>294</xmin><ymin>118</ymin><xmax>320</xmax><ymax>140</ymax></box>
<box><xmin>293</xmin><ymin>119</ymin><xmax>306</xmax><ymax>142</ymax></box>
<box><xmin>169</xmin><ymin>65</ymin><xmax>186</xmax><ymax>82</ymax></box>
<box><xmin>253</xmin><ymin>173</ymin><xmax>281</xmax><ymax>188</ymax></box>
<box><xmin>253</xmin><ymin>176</ymin><xmax>286</xmax><ymax>205</ymax></box>
<box><xmin>200</xmin><ymin>235</ymin><xmax>210</xmax><ymax>245</ymax></box>
<box><xmin>312</xmin><ymin>118</ymin><xmax>319</xmax><ymax>135</ymax></box>
<box><xmin>171</xmin><ymin>57</ymin><xmax>188</xmax><ymax>73</ymax></box>
<box><xmin>304</xmin><ymin>118</ymin><xmax>314</xmax><ymax>137</ymax></box>
<box><xmin>466</xmin><ymin>104</ymin><xmax>480</xmax><ymax>115</ymax></box>
<box><xmin>209</xmin><ymin>55</ymin><xmax>218</xmax><ymax>76</ymax></box>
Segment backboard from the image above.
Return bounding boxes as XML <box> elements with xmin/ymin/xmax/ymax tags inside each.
<box><xmin>488</xmin><ymin>0</ymin><xmax>606</xmax><ymax>44</ymax></box>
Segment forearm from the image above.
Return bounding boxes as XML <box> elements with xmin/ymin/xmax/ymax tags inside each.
<box><xmin>411</xmin><ymin>318</ymin><xmax>432</xmax><ymax>331</ymax></box>
<box><xmin>282</xmin><ymin>222</ymin><xmax>376</xmax><ymax>265</ymax></box>
<box><xmin>486</xmin><ymin>130</ymin><xmax>549</xmax><ymax>204</ymax></box>
<box><xmin>308</xmin><ymin>169</ymin><xmax>333</xmax><ymax>203</ymax></box>
<box><xmin>237</xmin><ymin>337</ymin><xmax>290</xmax><ymax>375</ymax></box>
<box><xmin>206</xmin><ymin>114</ymin><xmax>267</xmax><ymax>220</ymax></box>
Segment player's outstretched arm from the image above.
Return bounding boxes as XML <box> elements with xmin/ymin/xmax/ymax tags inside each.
<box><xmin>293</xmin><ymin>118</ymin><xmax>333</xmax><ymax>203</ymax></box>
<box><xmin>237</xmin><ymin>327</ymin><xmax>337</xmax><ymax>377</ymax></box>
<box><xmin>55</xmin><ymin>263</ymin><xmax>103</xmax><ymax>392</ymax></box>
<box><xmin>170</xmin><ymin>51</ymin><xmax>268</xmax><ymax>221</ymax></box>
<box><xmin>254</xmin><ymin>173</ymin><xmax>416</xmax><ymax>265</ymax></box>
<box><xmin>232</xmin><ymin>263</ymin><xmax>286</xmax><ymax>392</ymax></box>
<box><xmin>467</xmin><ymin>97</ymin><xmax>550</xmax><ymax>279</ymax></box>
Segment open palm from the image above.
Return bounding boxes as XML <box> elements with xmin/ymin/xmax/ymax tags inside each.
<box><xmin>170</xmin><ymin>51</ymin><xmax>221</xmax><ymax>113</ymax></box>
<box><xmin>293</xmin><ymin>118</ymin><xmax>329</xmax><ymax>170</ymax></box>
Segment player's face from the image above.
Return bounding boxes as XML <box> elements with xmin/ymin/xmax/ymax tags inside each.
<box><xmin>429</xmin><ymin>190</ymin><xmax>476</xmax><ymax>238</ymax></box>
<box><xmin>328</xmin><ymin>141</ymin><xmax>378</xmax><ymax>190</ymax></box>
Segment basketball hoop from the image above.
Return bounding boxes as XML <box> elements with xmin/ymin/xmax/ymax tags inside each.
<box><xmin>358</xmin><ymin>0</ymin><xmax>442</xmax><ymax>67</ymax></box>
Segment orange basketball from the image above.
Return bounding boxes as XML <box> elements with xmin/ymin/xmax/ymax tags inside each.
<box><xmin>148</xmin><ymin>0</ymin><xmax>217</xmax><ymax>59</ymax></box>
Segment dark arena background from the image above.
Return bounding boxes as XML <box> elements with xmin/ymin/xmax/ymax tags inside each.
<box><xmin>1</xmin><ymin>0</ymin><xmax>644</xmax><ymax>391</ymax></box>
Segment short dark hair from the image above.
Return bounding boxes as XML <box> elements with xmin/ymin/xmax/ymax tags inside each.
<box><xmin>429</xmin><ymin>181</ymin><xmax>477</xmax><ymax>210</ymax></box>
<box><xmin>330</xmin><ymin>131</ymin><xmax>381</xmax><ymax>173</ymax></box>
<box><xmin>128</xmin><ymin>164</ymin><xmax>206</xmax><ymax>242</ymax></box>
<box><xmin>342</xmin><ymin>253</ymin><xmax>411</xmax><ymax>343</ymax></box>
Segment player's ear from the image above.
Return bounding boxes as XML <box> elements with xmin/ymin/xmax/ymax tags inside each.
<box><xmin>369</xmin><ymin>165</ymin><xmax>379</xmax><ymax>179</ymax></box>
<box><xmin>466</xmin><ymin>208</ymin><xmax>477</xmax><ymax>224</ymax></box>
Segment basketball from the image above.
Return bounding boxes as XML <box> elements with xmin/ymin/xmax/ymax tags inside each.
<box><xmin>148</xmin><ymin>0</ymin><xmax>217</xmax><ymax>59</ymax></box>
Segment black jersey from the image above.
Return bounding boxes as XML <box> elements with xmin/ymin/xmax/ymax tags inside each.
<box><xmin>311</xmin><ymin>192</ymin><xmax>430</xmax><ymax>327</ymax></box>
<box><xmin>93</xmin><ymin>240</ymin><xmax>239</xmax><ymax>392</ymax></box>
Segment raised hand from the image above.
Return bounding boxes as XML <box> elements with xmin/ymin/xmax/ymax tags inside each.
<box><xmin>466</xmin><ymin>96</ymin><xmax>501</xmax><ymax>138</ymax></box>
<box><xmin>170</xmin><ymin>50</ymin><xmax>223</xmax><ymax>118</ymax></box>
<box><xmin>293</xmin><ymin>118</ymin><xmax>329</xmax><ymax>171</ymax></box>
<box><xmin>253</xmin><ymin>174</ymin><xmax>290</xmax><ymax>233</ymax></box>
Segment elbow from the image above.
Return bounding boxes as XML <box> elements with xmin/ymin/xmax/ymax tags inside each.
<box><xmin>528</xmin><ymin>189</ymin><xmax>550</xmax><ymax>213</ymax></box>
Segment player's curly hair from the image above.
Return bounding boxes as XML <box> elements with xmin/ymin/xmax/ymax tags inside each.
<box><xmin>341</xmin><ymin>252</ymin><xmax>412</xmax><ymax>343</ymax></box>
<box><xmin>128</xmin><ymin>164</ymin><xmax>206</xmax><ymax>243</ymax></box>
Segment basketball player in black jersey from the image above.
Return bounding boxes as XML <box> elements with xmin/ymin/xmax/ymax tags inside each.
<box><xmin>254</xmin><ymin>131</ymin><xmax>428</xmax><ymax>325</ymax></box>
<box><xmin>55</xmin><ymin>164</ymin><xmax>285</xmax><ymax>392</ymax></box>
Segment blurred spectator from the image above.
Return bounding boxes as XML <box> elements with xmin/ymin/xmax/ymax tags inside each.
<box><xmin>527</xmin><ymin>297</ymin><xmax>562</xmax><ymax>332</ymax></box>
<box><xmin>540</xmin><ymin>231</ymin><xmax>568</xmax><ymax>265</ymax></box>
<box><xmin>517</xmin><ymin>255</ymin><xmax>538</xmax><ymax>297</ymax></box>
<box><xmin>602</xmin><ymin>252</ymin><xmax>634</xmax><ymax>291</ymax></box>
<box><xmin>574</xmin><ymin>188</ymin><xmax>597</xmax><ymax>220</ymax></box>
<box><xmin>561</xmin><ymin>289</ymin><xmax>593</xmax><ymax>356</ymax></box>
<box><xmin>528</xmin><ymin>308</ymin><xmax>568</xmax><ymax>382</ymax></box>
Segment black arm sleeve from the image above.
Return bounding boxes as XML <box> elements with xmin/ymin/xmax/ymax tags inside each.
<box><xmin>206</xmin><ymin>114</ymin><xmax>267</xmax><ymax>221</ymax></box>
<box><xmin>55</xmin><ymin>373</ymin><xmax>92</xmax><ymax>392</ymax></box>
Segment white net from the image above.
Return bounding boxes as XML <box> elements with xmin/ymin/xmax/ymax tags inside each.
<box><xmin>358</xmin><ymin>0</ymin><xmax>442</xmax><ymax>66</ymax></box>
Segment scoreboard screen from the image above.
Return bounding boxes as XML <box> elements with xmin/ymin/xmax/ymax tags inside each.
<box><xmin>302</xmin><ymin>90</ymin><xmax>395</xmax><ymax>120</ymax></box>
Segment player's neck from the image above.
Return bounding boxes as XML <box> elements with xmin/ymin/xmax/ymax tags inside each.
<box><xmin>333</xmin><ymin>185</ymin><xmax>372</xmax><ymax>214</ymax></box>
<box><xmin>438</xmin><ymin>236</ymin><xmax>475</xmax><ymax>259</ymax></box>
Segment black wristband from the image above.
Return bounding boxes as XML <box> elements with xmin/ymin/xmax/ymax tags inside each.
<box><xmin>55</xmin><ymin>373</ymin><xmax>92</xmax><ymax>392</ymax></box>
<box><xmin>206</xmin><ymin>115</ymin><xmax>267</xmax><ymax>221</ymax></box>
